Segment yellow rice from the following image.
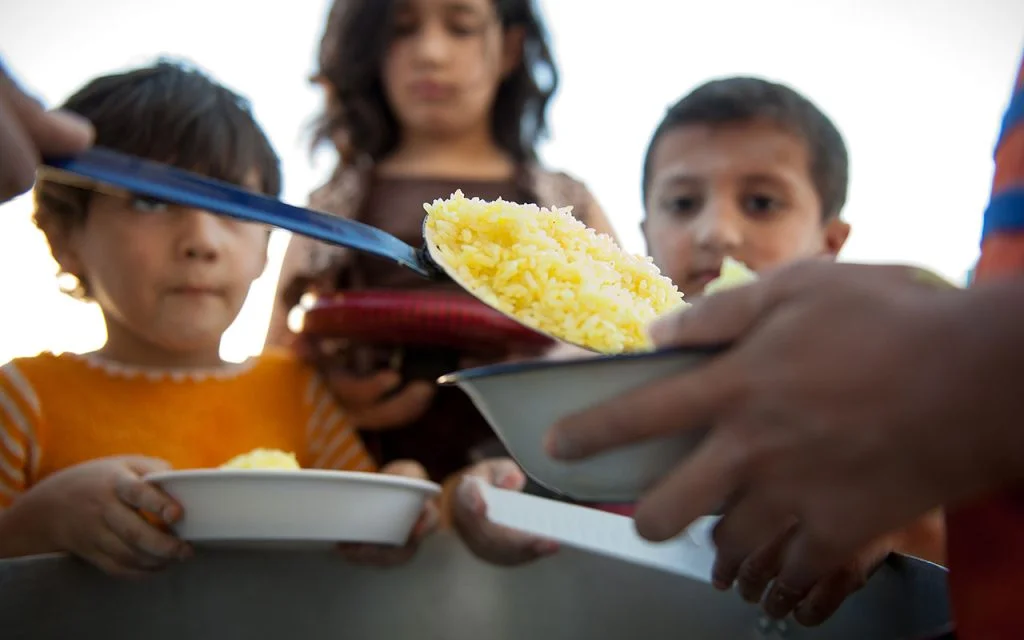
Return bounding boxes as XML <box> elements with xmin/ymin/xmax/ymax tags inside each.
<box><xmin>423</xmin><ymin>190</ymin><xmax>686</xmax><ymax>353</ymax></box>
<box><xmin>220</xmin><ymin>448</ymin><xmax>301</xmax><ymax>470</ymax></box>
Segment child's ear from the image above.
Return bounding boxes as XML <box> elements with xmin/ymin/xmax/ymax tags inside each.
<box><xmin>822</xmin><ymin>218</ymin><xmax>851</xmax><ymax>257</ymax></box>
<box><xmin>38</xmin><ymin>211</ymin><xmax>85</xmax><ymax>281</ymax></box>
<box><xmin>500</xmin><ymin>26</ymin><xmax>525</xmax><ymax>78</ymax></box>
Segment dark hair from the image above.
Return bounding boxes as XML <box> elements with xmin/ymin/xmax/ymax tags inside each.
<box><xmin>641</xmin><ymin>76</ymin><xmax>849</xmax><ymax>219</ymax></box>
<box><xmin>313</xmin><ymin>0</ymin><xmax>558</xmax><ymax>164</ymax></box>
<box><xmin>33</xmin><ymin>58</ymin><xmax>281</xmax><ymax>298</ymax></box>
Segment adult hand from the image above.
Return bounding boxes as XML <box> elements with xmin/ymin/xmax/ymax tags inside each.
<box><xmin>546</xmin><ymin>261</ymin><xmax>1024</xmax><ymax>621</ymax></box>
<box><xmin>0</xmin><ymin>62</ymin><xmax>94</xmax><ymax>203</ymax></box>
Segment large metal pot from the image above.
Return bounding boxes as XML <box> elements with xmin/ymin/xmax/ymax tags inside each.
<box><xmin>0</xmin><ymin>532</ymin><xmax>951</xmax><ymax>639</ymax></box>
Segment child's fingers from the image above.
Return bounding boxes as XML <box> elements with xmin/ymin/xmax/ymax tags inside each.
<box><xmin>103</xmin><ymin>501</ymin><xmax>189</xmax><ymax>562</ymax></box>
<box><xmin>87</xmin><ymin>528</ymin><xmax>163</xmax><ymax>578</ymax></box>
<box><xmin>380</xmin><ymin>459</ymin><xmax>429</xmax><ymax>479</ymax></box>
<box><xmin>326</xmin><ymin>369</ymin><xmax>401</xmax><ymax>408</ymax></box>
<box><xmin>452</xmin><ymin>476</ymin><xmax>557</xmax><ymax>566</ymax></box>
<box><xmin>464</xmin><ymin>458</ymin><xmax>525</xmax><ymax>490</ymax></box>
<box><xmin>115</xmin><ymin>469</ymin><xmax>181</xmax><ymax>524</ymax></box>
<box><xmin>350</xmin><ymin>381</ymin><xmax>435</xmax><ymax>430</ymax></box>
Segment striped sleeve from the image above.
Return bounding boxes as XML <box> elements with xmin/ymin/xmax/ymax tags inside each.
<box><xmin>301</xmin><ymin>371</ymin><xmax>376</xmax><ymax>472</ymax></box>
<box><xmin>976</xmin><ymin>51</ymin><xmax>1024</xmax><ymax>280</ymax></box>
<box><xmin>0</xmin><ymin>362</ymin><xmax>42</xmax><ymax>508</ymax></box>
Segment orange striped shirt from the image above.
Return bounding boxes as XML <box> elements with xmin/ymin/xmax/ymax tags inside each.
<box><xmin>0</xmin><ymin>349</ymin><xmax>374</xmax><ymax>507</ymax></box>
<box><xmin>947</xmin><ymin>50</ymin><xmax>1024</xmax><ymax>639</ymax></box>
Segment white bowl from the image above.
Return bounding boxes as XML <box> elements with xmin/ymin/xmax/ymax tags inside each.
<box><xmin>439</xmin><ymin>346</ymin><xmax>723</xmax><ymax>503</ymax></box>
<box><xmin>146</xmin><ymin>469</ymin><xmax>440</xmax><ymax>546</ymax></box>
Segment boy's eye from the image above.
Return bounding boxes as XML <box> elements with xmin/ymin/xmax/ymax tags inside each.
<box><xmin>661</xmin><ymin>195</ymin><xmax>701</xmax><ymax>217</ymax></box>
<box><xmin>742</xmin><ymin>194</ymin><xmax>781</xmax><ymax>216</ymax></box>
<box><xmin>129</xmin><ymin>195</ymin><xmax>170</xmax><ymax>213</ymax></box>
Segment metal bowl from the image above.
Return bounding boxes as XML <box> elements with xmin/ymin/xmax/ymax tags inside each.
<box><xmin>0</xmin><ymin>532</ymin><xmax>951</xmax><ymax>639</ymax></box>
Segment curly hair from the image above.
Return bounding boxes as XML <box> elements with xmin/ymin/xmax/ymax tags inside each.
<box><xmin>313</xmin><ymin>0</ymin><xmax>559</xmax><ymax>165</ymax></box>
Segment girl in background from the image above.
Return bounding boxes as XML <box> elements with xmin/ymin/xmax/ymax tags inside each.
<box><xmin>267</xmin><ymin>0</ymin><xmax>618</xmax><ymax>484</ymax></box>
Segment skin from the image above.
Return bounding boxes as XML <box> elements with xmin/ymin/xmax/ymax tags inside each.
<box><xmin>642</xmin><ymin>120</ymin><xmax>850</xmax><ymax>299</ymax></box>
<box><xmin>546</xmin><ymin>261</ymin><xmax>1024</xmax><ymax>625</ymax></box>
<box><xmin>0</xmin><ymin>63</ymin><xmax>94</xmax><ymax>204</ymax></box>
<box><xmin>267</xmin><ymin>0</ymin><xmax>618</xmax><ymax>426</ymax></box>
<box><xmin>0</xmin><ymin>456</ymin><xmax>188</xmax><ymax>578</ymax></box>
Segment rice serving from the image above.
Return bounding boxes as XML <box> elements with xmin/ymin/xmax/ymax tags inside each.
<box><xmin>424</xmin><ymin>190</ymin><xmax>686</xmax><ymax>353</ymax></box>
<box><xmin>220</xmin><ymin>448</ymin><xmax>301</xmax><ymax>470</ymax></box>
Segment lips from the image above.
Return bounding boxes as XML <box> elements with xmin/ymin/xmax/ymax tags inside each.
<box><xmin>169</xmin><ymin>286</ymin><xmax>221</xmax><ymax>296</ymax></box>
<box><xmin>409</xmin><ymin>80</ymin><xmax>454</xmax><ymax>100</ymax></box>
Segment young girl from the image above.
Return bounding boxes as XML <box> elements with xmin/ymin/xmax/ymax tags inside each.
<box><xmin>0</xmin><ymin>60</ymin><xmax>539</xmax><ymax>577</ymax></box>
<box><xmin>266</xmin><ymin>0</ymin><xmax>619</xmax><ymax>484</ymax></box>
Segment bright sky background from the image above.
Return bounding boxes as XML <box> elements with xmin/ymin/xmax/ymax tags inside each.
<box><xmin>1</xmin><ymin>0</ymin><xmax>1021</xmax><ymax>364</ymax></box>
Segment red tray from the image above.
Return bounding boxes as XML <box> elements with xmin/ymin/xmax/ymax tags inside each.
<box><xmin>298</xmin><ymin>290</ymin><xmax>556</xmax><ymax>352</ymax></box>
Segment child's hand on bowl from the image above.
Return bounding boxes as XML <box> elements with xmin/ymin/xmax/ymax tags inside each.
<box><xmin>448</xmin><ymin>458</ymin><xmax>559</xmax><ymax>566</ymax></box>
<box><xmin>0</xmin><ymin>455</ymin><xmax>190</xmax><ymax>578</ymax></box>
<box><xmin>336</xmin><ymin>460</ymin><xmax>439</xmax><ymax>567</ymax></box>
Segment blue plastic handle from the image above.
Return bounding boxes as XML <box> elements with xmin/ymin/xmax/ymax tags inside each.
<box><xmin>40</xmin><ymin>147</ymin><xmax>433</xmax><ymax>278</ymax></box>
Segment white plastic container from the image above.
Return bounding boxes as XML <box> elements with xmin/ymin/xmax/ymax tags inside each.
<box><xmin>147</xmin><ymin>469</ymin><xmax>440</xmax><ymax>546</ymax></box>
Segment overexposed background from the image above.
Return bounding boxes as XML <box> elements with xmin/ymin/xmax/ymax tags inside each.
<box><xmin>1</xmin><ymin>0</ymin><xmax>1021</xmax><ymax>363</ymax></box>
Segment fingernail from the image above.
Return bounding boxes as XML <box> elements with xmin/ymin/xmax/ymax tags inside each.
<box><xmin>457</xmin><ymin>478</ymin><xmax>482</xmax><ymax>513</ymax></box>
<box><xmin>533</xmin><ymin>539</ymin><xmax>559</xmax><ymax>555</ymax></box>
<box><xmin>543</xmin><ymin>429</ymin><xmax>575</xmax><ymax>460</ymax></box>
<box><xmin>494</xmin><ymin>467</ymin><xmax>519</xmax><ymax>490</ymax></box>
<box><xmin>162</xmin><ymin>506</ymin><xmax>178</xmax><ymax>524</ymax></box>
<box><xmin>712</xmin><ymin>577</ymin><xmax>731</xmax><ymax>591</ymax></box>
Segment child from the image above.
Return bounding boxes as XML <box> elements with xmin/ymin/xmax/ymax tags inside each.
<box><xmin>0</xmin><ymin>60</ymin><xmax>438</xmax><ymax>577</ymax></box>
<box><xmin>641</xmin><ymin>76</ymin><xmax>944</xmax><ymax>616</ymax></box>
<box><xmin>265</xmin><ymin>0</ymin><xmax>621</xmax><ymax>484</ymax></box>
<box><xmin>453</xmin><ymin>75</ymin><xmax>947</xmax><ymax>598</ymax></box>
<box><xmin>641</xmin><ymin>76</ymin><xmax>851</xmax><ymax>297</ymax></box>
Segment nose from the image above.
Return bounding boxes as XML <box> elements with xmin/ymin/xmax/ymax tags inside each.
<box><xmin>176</xmin><ymin>209</ymin><xmax>225</xmax><ymax>262</ymax></box>
<box><xmin>412</xmin><ymin>20</ymin><xmax>451</xmax><ymax>65</ymax></box>
<box><xmin>692</xmin><ymin>197</ymin><xmax>742</xmax><ymax>253</ymax></box>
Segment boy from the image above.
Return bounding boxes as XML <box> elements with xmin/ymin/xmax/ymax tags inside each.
<box><xmin>638</xmin><ymin>75</ymin><xmax>944</xmax><ymax>621</ymax></box>
<box><xmin>641</xmin><ymin>76</ymin><xmax>850</xmax><ymax>297</ymax></box>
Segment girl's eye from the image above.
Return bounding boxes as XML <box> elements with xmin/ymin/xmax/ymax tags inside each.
<box><xmin>448</xmin><ymin>18</ymin><xmax>485</xmax><ymax>36</ymax></box>
<box><xmin>129</xmin><ymin>195</ymin><xmax>170</xmax><ymax>213</ymax></box>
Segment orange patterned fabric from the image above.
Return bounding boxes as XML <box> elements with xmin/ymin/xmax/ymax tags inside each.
<box><xmin>0</xmin><ymin>349</ymin><xmax>374</xmax><ymax>508</ymax></box>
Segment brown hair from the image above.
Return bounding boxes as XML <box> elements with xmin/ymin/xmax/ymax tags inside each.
<box><xmin>313</xmin><ymin>0</ymin><xmax>559</xmax><ymax>165</ymax></box>
<box><xmin>642</xmin><ymin>76</ymin><xmax>849</xmax><ymax>220</ymax></box>
<box><xmin>33</xmin><ymin>59</ymin><xmax>281</xmax><ymax>299</ymax></box>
